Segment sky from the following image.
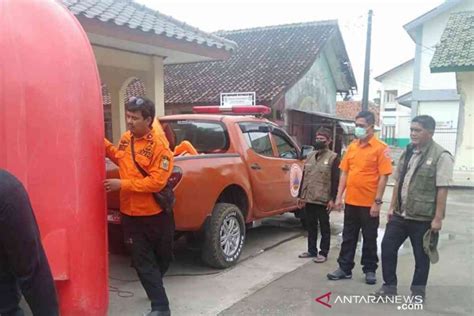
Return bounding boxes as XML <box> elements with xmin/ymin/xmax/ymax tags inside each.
<box><xmin>136</xmin><ymin>0</ymin><xmax>444</xmax><ymax>100</ymax></box>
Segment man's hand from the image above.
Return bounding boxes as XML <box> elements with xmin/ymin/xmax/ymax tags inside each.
<box><xmin>431</xmin><ymin>217</ymin><xmax>442</xmax><ymax>233</ymax></box>
<box><xmin>387</xmin><ymin>207</ymin><xmax>394</xmax><ymax>222</ymax></box>
<box><xmin>334</xmin><ymin>196</ymin><xmax>343</xmax><ymax>212</ymax></box>
<box><xmin>104</xmin><ymin>179</ymin><xmax>121</xmax><ymax>192</ymax></box>
<box><xmin>326</xmin><ymin>200</ymin><xmax>335</xmax><ymax>213</ymax></box>
<box><xmin>297</xmin><ymin>198</ymin><xmax>305</xmax><ymax>209</ymax></box>
<box><xmin>370</xmin><ymin>203</ymin><xmax>381</xmax><ymax>218</ymax></box>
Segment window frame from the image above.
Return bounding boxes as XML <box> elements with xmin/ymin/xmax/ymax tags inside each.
<box><xmin>161</xmin><ymin>119</ymin><xmax>230</xmax><ymax>154</ymax></box>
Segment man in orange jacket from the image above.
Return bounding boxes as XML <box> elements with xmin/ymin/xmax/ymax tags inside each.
<box><xmin>105</xmin><ymin>96</ymin><xmax>174</xmax><ymax>316</ymax></box>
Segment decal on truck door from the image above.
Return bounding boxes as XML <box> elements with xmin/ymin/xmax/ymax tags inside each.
<box><xmin>289</xmin><ymin>163</ymin><xmax>303</xmax><ymax>198</ymax></box>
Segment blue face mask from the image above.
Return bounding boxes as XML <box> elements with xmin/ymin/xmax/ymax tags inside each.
<box><xmin>354</xmin><ymin>127</ymin><xmax>367</xmax><ymax>139</ymax></box>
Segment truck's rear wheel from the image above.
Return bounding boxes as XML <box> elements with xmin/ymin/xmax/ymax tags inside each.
<box><xmin>202</xmin><ymin>203</ymin><xmax>245</xmax><ymax>269</ymax></box>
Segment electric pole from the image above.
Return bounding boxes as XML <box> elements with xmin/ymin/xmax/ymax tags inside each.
<box><xmin>362</xmin><ymin>9</ymin><xmax>373</xmax><ymax>111</ymax></box>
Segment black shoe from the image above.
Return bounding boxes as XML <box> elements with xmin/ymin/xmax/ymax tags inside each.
<box><xmin>410</xmin><ymin>292</ymin><xmax>426</xmax><ymax>304</ymax></box>
<box><xmin>372</xmin><ymin>286</ymin><xmax>397</xmax><ymax>297</ymax></box>
<box><xmin>365</xmin><ymin>272</ymin><xmax>376</xmax><ymax>285</ymax></box>
<box><xmin>298</xmin><ymin>252</ymin><xmax>317</xmax><ymax>258</ymax></box>
<box><xmin>146</xmin><ymin>311</ymin><xmax>171</xmax><ymax>316</ymax></box>
<box><xmin>327</xmin><ymin>268</ymin><xmax>352</xmax><ymax>280</ymax></box>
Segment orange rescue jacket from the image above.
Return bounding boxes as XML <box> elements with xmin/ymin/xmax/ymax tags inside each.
<box><xmin>105</xmin><ymin>127</ymin><xmax>174</xmax><ymax>216</ymax></box>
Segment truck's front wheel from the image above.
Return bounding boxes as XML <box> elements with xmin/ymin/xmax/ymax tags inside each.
<box><xmin>202</xmin><ymin>203</ymin><xmax>245</xmax><ymax>269</ymax></box>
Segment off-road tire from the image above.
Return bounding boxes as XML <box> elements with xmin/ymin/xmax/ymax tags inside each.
<box><xmin>202</xmin><ymin>203</ymin><xmax>246</xmax><ymax>269</ymax></box>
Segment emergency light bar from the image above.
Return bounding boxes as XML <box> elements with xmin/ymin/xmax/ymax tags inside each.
<box><xmin>192</xmin><ymin>105</ymin><xmax>271</xmax><ymax>115</ymax></box>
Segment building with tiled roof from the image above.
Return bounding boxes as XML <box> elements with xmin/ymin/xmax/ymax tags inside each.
<box><xmin>165</xmin><ymin>20</ymin><xmax>356</xmax><ymax>107</ymax></box>
<box><xmin>336</xmin><ymin>101</ymin><xmax>380</xmax><ymax>126</ymax></box>
<box><xmin>374</xmin><ymin>59</ymin><xmax>413</xmax><ymax>148</ymax></box>
<box><xmin>402</xmin><ymin>0</ymin><xmax>472</xmax><ymax>157</ymax></box>
<box><xmin>430</xmin><ymin>10</ymin><xmax>474</xmax><ymax>187</ymax></box>
<box><xmin>164</xmin><ymin>20</ymin><xmax>357</xmax><ymax>147</ymax></box>
<box><xmin>61</xmin><ymin>0</ymin><xmax>237</xmax><ymax>142</ymax></box>
<box><xmin>430</xmin><ymin>11</ymin><xmax>474</xmax><ymax>73</ymax></box>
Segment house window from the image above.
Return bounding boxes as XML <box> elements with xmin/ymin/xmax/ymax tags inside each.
<box><xmin>384</xmin><ymin>90</ymin><xmax>398</xmax><ymax>104</ymax></box>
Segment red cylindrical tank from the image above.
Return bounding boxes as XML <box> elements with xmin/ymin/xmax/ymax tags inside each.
<box><xmin>0</xmin><ymin>0</ymin><xmax>108</xmax><ymax>315</ymax></box>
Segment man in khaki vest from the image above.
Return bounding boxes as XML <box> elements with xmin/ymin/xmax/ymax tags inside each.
<box><xmin>374</xmin><ymin>115</ymin><xmax>453</xmax><ymax>300</ymax></box>
<box><xmin>297</xmin><ymin>127</ymin><xmax>340</xmax><ymax>263</ymax></box>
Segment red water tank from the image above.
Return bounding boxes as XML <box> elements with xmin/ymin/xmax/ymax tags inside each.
<box><xmin>0</xmin><ymin>0</ymin><xmax>108</xmax><ymax>315</ymax></box>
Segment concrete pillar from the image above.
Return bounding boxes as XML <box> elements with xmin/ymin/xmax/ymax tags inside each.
<box><xmin>93</xmin><ymin>46</ymin><xmax>165</xmax><ymax>142</ymax></box>
<box><xmin>144</xmin><ymin>56</ymin><xmax>165</xmax><ymax>117</ymax></box>
<box><xmin>453</xmin><ymin>72</ymin><xmax>474</xmax><ymax>186</ymax></box>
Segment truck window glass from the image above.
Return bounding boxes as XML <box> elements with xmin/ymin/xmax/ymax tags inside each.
<box><xmin>161</xmin><ymin>120</ymin><xmax>229</xmax><ymax>154</ymax></box>
<box><xmin>272</xmin><ymin>132</ymin><xmax>298</xmax><ymax>159</ymax></box>
<box><xmin>239</xmin><ymin>123</ymin><xmax>274</xmax><ymax>157</ymax></box>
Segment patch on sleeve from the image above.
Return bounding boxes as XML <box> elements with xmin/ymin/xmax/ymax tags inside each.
<box><xmin>384</xmin><ymin>147</ymin><xmax>391</xmax><ymax>159</ymax></box>
<box><xmin>160</xmin><ymin>156</ymin><xmax>170</xmax><ymax>171</ymax></box>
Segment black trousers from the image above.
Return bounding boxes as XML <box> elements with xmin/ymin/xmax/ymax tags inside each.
<box><xmin>337</xmin><ymin>204</ymin><xmax>379</xmax><ymax>274</ymax></box>
<box><xmin>0</xmin><ymin>170</ymin><xmax>59</xmax><ymax>316</ymax></box>
<box><xmin>305</xmin><ymin>203</ymin><xmax>330</xmax><ymax>257</ymax></box>
<box><xmin>381</xmin><ymin>215</ymin><xmax>431</xmax><ymax>296</ymax></box>
<box><xmin>122</xmin><ymin>212</ymin><xmax>174</xmax><ymax>312</ymax></box>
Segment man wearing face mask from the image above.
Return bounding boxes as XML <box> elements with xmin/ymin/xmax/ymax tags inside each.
<box><xmin>297</xmin><ymin>127</ymin><xmax>340</xmax><ymax>263</ymax></box>
<box><xmin>327</xmin><ymin>111</ymin><xmax>392</xmax><ymax>285</ymax></box>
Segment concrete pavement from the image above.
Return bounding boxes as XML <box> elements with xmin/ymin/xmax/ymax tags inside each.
<box><xmin>220</xmin><ymin>188</ymin><xmax>474</xmax><ymax>316</ymax></box>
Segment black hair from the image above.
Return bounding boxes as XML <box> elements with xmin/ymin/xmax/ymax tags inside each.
<box><xmin>126</xmin><ymin>96</ymin><xmax>155</xmax><ymax>128</ymax></box>
<box><xmin>355</xmin><ymin>111</ymin><xmax>375</xmax><ymax>126</ymax></box>
<box><xmin>412</xmin><ymin>115</ymin><xmax>436</xmax><ymax>132</ymax></box>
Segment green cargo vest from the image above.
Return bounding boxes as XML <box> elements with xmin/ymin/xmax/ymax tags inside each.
<box><xmin>300</xmin><ymin>149</ymin><xmax>337</xmax><ymax>205</ymax></box>
<box><xmin>395</xmin><ymin>141</ymin><xmax>449</xmax><ymax>221</ymax></box>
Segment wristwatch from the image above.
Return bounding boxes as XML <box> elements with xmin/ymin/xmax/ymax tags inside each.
<box><xmin>375</xmin><ymin>198</ymin><xmax>383</xmax><ymax>205</ymax></box>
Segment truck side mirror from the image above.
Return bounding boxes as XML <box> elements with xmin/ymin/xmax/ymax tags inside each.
<box><xmin>300</xmin><ymin>145</ymin><xmax>314</xmax><ymax>160</ymax></box>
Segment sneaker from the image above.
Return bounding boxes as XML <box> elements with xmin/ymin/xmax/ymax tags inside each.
<box><xmin>313</xmin><ymin>255</ymin><xmax>327</xmax><ymax>263</ymax></box>
<box><xmin>298</xmin><ymin>252</ymin><xmax>317</xmax><ymax>258</ymax></box>
<box><xmin>365</xmin><ymin>272</ymin><xmax>377</xmax><ymax>285</ymax></box>
<box><xmin>327</xmin><ymin>268</ymin><xmax>352</xmax><ymax>280</ymax></box>
<box><xmin>372</xmin><ymin>286</ymin><xmax>397</xmax><ymax>297</ymax></box>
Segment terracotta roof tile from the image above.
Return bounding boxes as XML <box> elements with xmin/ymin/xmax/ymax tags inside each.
<box><xmin>165</xmin><ymin>20</ymin><xmax>355</xmax><ymax>105</ymax></box>
<box><xmin>336</xmin><ymin>101</ymin><xmax>380</xmax><ymax>126</ymax></box>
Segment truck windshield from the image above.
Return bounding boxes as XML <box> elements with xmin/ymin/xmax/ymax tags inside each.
<box><xmin>161</xmin><ymin>120</ymin><xmax>229</xmax><ymax>154</ymax></box>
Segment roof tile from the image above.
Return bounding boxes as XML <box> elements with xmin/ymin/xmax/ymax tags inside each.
<box><xmin>431</xmin><ymin>11</ymin><xmax>474</xmax><ymax>72</ymax></box>
<box><xmin>61</xmin><ymin>0</ymin><xmax>237</xmax><ymax>52</ymax></box>
<box><xmin>165</xmin><ymin>21</ymin><xmax>357</xmax><ymax>105</ymax></box>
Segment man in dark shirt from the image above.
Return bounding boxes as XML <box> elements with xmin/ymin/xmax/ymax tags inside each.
<box><xmin>297</xmin><ymin>127</ymin><xmax>340</xmax><ymax>263</ymax></box>
<box><xmin>0</xmin><ymin>169</ymin><xmax>59</xmax><ymax>316</ymax></box>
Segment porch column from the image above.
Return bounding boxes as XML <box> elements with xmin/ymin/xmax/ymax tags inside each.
<box><xmin>144</xmin><ymin>56</ymin><xmax>165</xmax><ymax>117</ymax></box>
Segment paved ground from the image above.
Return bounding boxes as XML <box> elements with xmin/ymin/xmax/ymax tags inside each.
<box><xmin>21</xmin><ymin>187</ymin><xmax>473</xmax><ymax>315</ymax></box>
<box><xmin>220</xmin><ymin>187</ymin><xmax>474</xmax><ymax>316</ymax></box>
<box><xmin>108</xmin><ymin>214</ymin><xmax>309</xmax><ymax>316</ymax></box>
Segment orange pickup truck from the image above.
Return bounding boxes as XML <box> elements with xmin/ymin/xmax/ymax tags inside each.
<box><xmin>107</xmin><ymin>111</ymin><xmax>310</xmax><ymax>268</ymax></box>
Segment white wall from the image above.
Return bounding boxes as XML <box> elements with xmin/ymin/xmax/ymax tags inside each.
<box><xmin>379</xmin><ymin>62</ymin><xmax>414</xmax><ymax>102</ymax></box>
<box><xmin>378</xmin><ymin>61</ymin><xmax>413</xmax><ymax>142</ymax></box>
<box><xmin>398</xmin><ymin>114</ymin><xmax>412</xmax><ymax>139</ymax></box>
<box><xmin>455</xmin><ymin>72</ymin><xmax>474</xmax><ymax>173</ymax></box>
<box><xmin>381</xmin><ymin>111</ymin><xmax>411</xmax><ymax>139</ymax></box>
<box><xmin>419</xmin><ymin>0</ymin><xmax>474</xmax><ymax>90</ymax></box>
<box><xmin>418</xmin><ymin>100</ymin><xmax>459</xmax><ymax>154</ymax></box>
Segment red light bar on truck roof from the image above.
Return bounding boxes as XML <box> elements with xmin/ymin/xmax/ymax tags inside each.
<box><xmin>192</xmin><ymin>105</ymin><xmax>271</xmax><ymax>115</ymax></box>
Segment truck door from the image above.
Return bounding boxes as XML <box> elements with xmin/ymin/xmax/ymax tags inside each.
<box><xmin>239</xmin><ymin>122</ymin><xmax>288</xmax><ymax>214</ymax></box>
<box><xmin>269</xmin><ymin>128</ymin><xmax>303</xmax><ymax>210</ymax></box>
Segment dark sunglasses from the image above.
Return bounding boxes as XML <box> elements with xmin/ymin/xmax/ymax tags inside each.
<box><xmin>128</xmin><ymin>96</ymin><xmax>145</xmax><ymax>106</ymax></box>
